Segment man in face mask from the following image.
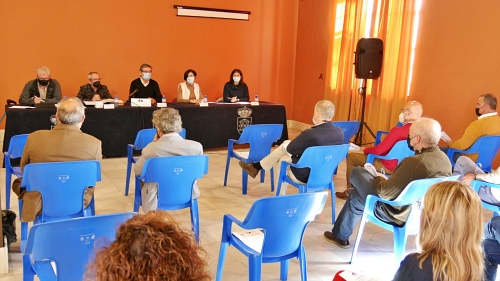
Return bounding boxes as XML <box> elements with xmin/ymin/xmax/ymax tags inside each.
<box><xmin>336</xmin><ymin>101</ymin><xmax>423</xmax><ymax>200</ymax></box>
<box><xmin>127</xmin><ymin>63</ymin><xmax>163</xmax><ymax>105</ymax></box>
<box><xmin>19</xmin><ymin>66</ymin><xmax>62</xmax><ymax>106</ymax></box>
<box><xmin>77</xmin><ymin>72</ymin><xmax>112</xmax><ymax>101</ymax></box>
<box><xmin>442</xmin><ymin>94</ymin><xmax>500</xmax><ymax>160</ymax></box>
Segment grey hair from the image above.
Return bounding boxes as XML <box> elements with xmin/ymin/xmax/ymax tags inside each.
<box><xmin>412</xmin><ymin>117</ymin><xmax>441</xmax><ymax>146</ymax></box>
<box><xmin>88</xmin><ymin>72</ymin><xmax>99</xmax><ymax>80</ymax></box>
<box><xmin>152</xmin><ymin>108</ymin><xmax>182</xmax><ymax>134</ymax></box>
<box><xmin>37</xmin><ymin>66</ymin><xmax>50</xmax><ymax>76</ymax></box>
<box><xmin>481</xmin><ymin>93</ymin><xmax>497</xmax><ymax>110</ymax></box>
<box><xmin>57</xmin><ymin>98</ymin><xmax>85</xmax><ymax>125</ymax></box>
<box><xmin>315</xmin><ymin>100</ymin><xmax>335</xmax><ymax>121</ymax></box>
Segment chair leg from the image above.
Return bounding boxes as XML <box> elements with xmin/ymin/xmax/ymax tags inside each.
<box><xmin>125</xmin><ymin>161</ymin><xmax>132</xmax><ymax>196</ymax></box>
<box><xmin>299</xmin><ymin>245</ymin><xmax>308</xmax><ymax>281</ymax></box>
<box><xmin>5</xmin><ymin>173</ymin><xmax>11</xmax><ymax>210</ymax></box>
<box><xmin>242</xmin><ymin>171</ymin><xmax>248</xmax><ymax>195</ymax></box>
<box><xmin>23</xmin><ymin>253</ymin><xmax>35</xmax><ymax>281</ymax></box>
<box><xmin>191</xmin><ymin>199</ymin><xmax>200</xmax><ymax>244</ymax></box>
<box><xmin>270</xmin><ymin>168</ymin><xmax>275</xmax><ymax>192</ymax></box>
<box><xmin>133</xmin><ymin>177</ymin><xmax>141</xmax><ymax>212</ymax></box>
<box><xmin>280</xmin><ymin>259</ymin><xmax>290</xmax><ymax>281</ymax></box>
<box><xmin>260</xmin><ymin>169</ymin><xmax>265</xmax><ymax>183</ymax></box>
<box><xmin>329</xmin><ymin>185</ymin><xmax>336</xmax><ymax>224</ymax></box>
<box><xmin>224</xmin><ymin>154</ymin><xmax>231</xmax><ymax>186</ymax></box>
<box><xmin>248</xmin><ymin>255</ymin><xmax>263</xmax><ymax>281</ymax></box>
<box><xmin>21</xmin><ymin>221</ymin><xmax>28</xmax><ymax>241</ymax></box>
<box><xmin>215</xmin><ymin>242</ymin><xmax>228</xmax><ymax>281</ymax></box>
<box><xmin>276</xmin><ymin>178</ymin><xmax>284</xmax><ymax>196</ymax></box>
<box><xmin>393</xmin><ymin>227</ymin><xmax>408</xmax><ymax>262</ymax></box>
<box><xmin>350</xmin><ymin>216</ymin><xmax>368</xmax><ymax>264</ymax></box>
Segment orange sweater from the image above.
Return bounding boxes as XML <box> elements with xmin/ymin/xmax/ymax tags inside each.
<box><xmin>450</xmin><ymin>114</ymin><xmax>500</xmax><ymax>150</ymax></box>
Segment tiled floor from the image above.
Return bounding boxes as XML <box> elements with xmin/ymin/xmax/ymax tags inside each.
<box><xmin>0</xmin><ymin>130</ymin><xmax>495</xmax><ymax>281</ymax></box>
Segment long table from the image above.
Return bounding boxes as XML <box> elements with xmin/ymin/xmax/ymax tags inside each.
<box><xmin>3</xmin><ymin>102</ymin><xmax>288</xmax><ymax>157</ymax></box>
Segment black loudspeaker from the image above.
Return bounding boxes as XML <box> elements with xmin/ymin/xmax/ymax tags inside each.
<box><xmin>354</xmin><ymin>38</ymin><xmax>384</xmax><ymax>79</ymax></box>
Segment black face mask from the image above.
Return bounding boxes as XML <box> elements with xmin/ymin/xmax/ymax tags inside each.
<box><xmin>475</xmin><ymin>107</ymin><xmax>482</xmax><ymax>117</ymax></box>
<box><xmin>92</xmin><ymin>81</ymin><xmax>101</xmax><ymax>88</ymax></box>
<box><xmin>37</xmin><ymin>79</ymin><xmax>49</xmax><ymax>86</ymax></box>
<box><xmin>407</xmin><ymin>135</ymin><xmax>414</xmax><ymax>151</ymax></box>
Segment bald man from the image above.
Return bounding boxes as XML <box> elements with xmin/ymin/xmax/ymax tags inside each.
<box><xmin>336</xmin><ymin>101</ymin><xmax>423</xmax><ymax>199</ymax></box>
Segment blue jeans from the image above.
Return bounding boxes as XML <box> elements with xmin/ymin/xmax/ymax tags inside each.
<box><xmin>484</xmin><ymin>216</ymin><xmax>500</xmax><ymax>281</ymax></box>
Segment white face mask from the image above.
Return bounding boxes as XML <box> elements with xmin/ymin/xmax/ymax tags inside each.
<box><xmin>233</xmin><ymin>76</ymin><xmax>241</xmax><ymax>83</ymax></box>
<box><xmin>186</xmin><ymin>77</ymin><xmax>195</xmax><ymax>84</ymax></box>
<box><xmin>398</xmin><ymin>112</ymin><xmax>406</xmax><ymax>123</ymax></box>
<box><xmin>142</xmin><ymin>73</ymin><xmax>151</xmax><ymax>80</ymax></box>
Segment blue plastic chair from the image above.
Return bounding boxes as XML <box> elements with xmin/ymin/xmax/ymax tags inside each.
<box><xmin>4</xmin><ymin>134</ymin><xmax>29</xmax><ymax>210</ymax></box>
<box><xmin>276</xmin><ymin>144</ymin><xmax>350</xmax><ymax>224</ymax></box>
<box><xmin>366</xmin><ymin>140</ymin><xmax>414</xmax><ymax>167</ymax></box>
<box><xmin>19</xmin><ymin>160</ymin><xmax>101</xmax><ymax>240</ymax></box>
<box><xmin>125</xmin><ymin>128</ymin><xmax>186</xmax><ymax>196</ymax></box>
<box><xmin>22</xmin><ymin>212</ymin><xmax>135</xmax><ymax>281</ymax></box>
<box><xmin>374</xmin><ymin>122</ymin><xmax>403</xmax><ymax>145</ymax></box>
<box><xmin>332</xmin><ymin>121</ymin><xmax>360</xmax><ymax>144</ymax></box>
<box><xmin>216</xmin><ymin>192</ymin><xmax>328</xmax><ymax>281</ymax></box>
<box><xmin>350</xmin><ymin>176</ymin><xmax>459</xmax><ymax>263</ymax></box>
<box><xmin>135</xmin><ymin>155</ymin><xmax>208</xmax><ymax>242</ymax></box>
<box><xmin>224</xmin><ymin>124</ymin><xmax>283</xmax><ymax>194</ymax></box>
<box><xmin>471</xmin><ymin>180</ymin><xmax>500</xmax><ymax>216</ymax></box>
<box><xmin>446</xmin><ymin>135</ymin><xmax>500</xmax><ymax>172</ymax></box>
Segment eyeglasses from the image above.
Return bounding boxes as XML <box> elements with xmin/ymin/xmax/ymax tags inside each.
<box><xmin>90</xmin><ymin>78</ymin><xmax>101</xmax><ymax>82</ymax></box>
<box><xmin>408</xmin><ymin>135</ymin><xmax>418</xmax><ymax>140</ymax></box>
<box><xmin>141</xmin><ymin>70</ymin><xmax>152</xmax><ymax>74</ymax></box>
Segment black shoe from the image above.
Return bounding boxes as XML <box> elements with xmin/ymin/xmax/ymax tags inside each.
<box><xmin>323</xmin><ymin>231</ymin><xmax>350</xmax><ymax>249</ymax></box>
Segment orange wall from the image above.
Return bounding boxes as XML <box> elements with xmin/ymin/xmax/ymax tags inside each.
<box><xmin>410</xmin><ymin>0</ymin><xmax>500</xmax><ymax>166</ymax></box>
<box><xmin>0</xmin><ymin>1</ymin><xmax>298</xmax><ymax>129</ymax></box>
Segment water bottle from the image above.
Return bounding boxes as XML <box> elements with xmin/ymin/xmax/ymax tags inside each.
<box><xmin>114</xmin><ymin>95</ymin><xmax>118</xmax><ymax>108</ymax></box>
<box><xmin>254</xmin><ymin>95</ymin><xmax>259</xmax><ymax>102</ymax></box>
<box><xmin>162</xmin><ymin>95</ymin><xmax>166</xmax><ymax>103</ymax></box>
<box><xmin>203</xmin><ymin>95</ymin><xmax>207</xmax><ymax>103</ymax></box>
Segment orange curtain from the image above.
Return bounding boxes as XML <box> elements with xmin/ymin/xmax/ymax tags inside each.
<box><xmin>325</xmin><ymin>0</ymin><xmax>417</xmax><ymax>144</ymax></box>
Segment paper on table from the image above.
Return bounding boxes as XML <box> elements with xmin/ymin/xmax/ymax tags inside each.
<box><xmin>9</xmin><ymin>106</ymin><xmax>35</xmax><ymax>109</ymax></box>
<box><xmin>441</xmin><ymin>131</ymin><xmax>452</xmax><ymax>143</ymax></box>
<box><xmin>232</xmin><ymin>229</ymin><xmax>264</xmax><ymax>253</ymax></box>
<box><xmin>339</xmin><ymin>270</ymin><xmax>384</xmax><ymax>281</ymax></box>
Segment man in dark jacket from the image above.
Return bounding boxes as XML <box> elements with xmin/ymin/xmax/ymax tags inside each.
<box><xmin>19</xmin><ymin>66</ymin><xmax>62</xmax><ymax>105</ymax></box>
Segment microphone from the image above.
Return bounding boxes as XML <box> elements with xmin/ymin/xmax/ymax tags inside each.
<box><xmin>129</xmin><ymin>89</ymin><xmax>138</xmax><ymax>97</ymax></box>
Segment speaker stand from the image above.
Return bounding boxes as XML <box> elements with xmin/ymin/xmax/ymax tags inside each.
<box><xmin>354</xmin><ymin>79</ymin><xmax>376</xmax><ymax>146</ymax></box>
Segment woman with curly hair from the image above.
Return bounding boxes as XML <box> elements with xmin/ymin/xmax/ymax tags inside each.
<box><xmin>85</xmin><ymin>211</ymin><xmax>211</xmax><ymax>281</ymax></box>
<box><xmin>393</xmin><ymin>181</ymin><xmax>484</xmax><ymax>281</ymax></box>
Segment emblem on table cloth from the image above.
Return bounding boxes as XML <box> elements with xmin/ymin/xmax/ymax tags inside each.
<box><xmin>237</xmin><ymin>106</ymin><xmax>253</xmax><ymax>134</ymax></box>
<box><xmin>50</xmin><ymin>114</ymin><xmax>57</xmax><ymax>129</ymax></box>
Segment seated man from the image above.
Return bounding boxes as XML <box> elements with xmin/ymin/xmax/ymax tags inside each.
<box><xmin>442</xmin><ymin>93</ymin><xmax>500</xmax><ymax>160</ymax></box>
<box><xmin>454</xmin><ymin>155</ymin><xmax>500</xmax><ymax>205</ymax></box>
<box><xmin>19</xmin><ymin>66</ymin><xmax>62</xmax><ymax>106</ymax></box>
<box><xmin>336</xmin><ymin>101</ymin><xmax>423</xmax><ymax>199</ymax></box>
<box><xmin>12</xmin><ymin>98</ymin><xmax>102</xmax><ymax>221</ymax></box>
<box><xmin>483</xmin><ymin>217</ymin><xmax>500</xmax><ymax>281</ymax></box>
<box><xmin>77</xmin><ymin>72</ymin><xmax>112</xmax><ymax>101</ymax></box>
<box><xmin>239</xmin><ymin>100</ymin><xmax>344</xmax><ymax>184</ymax></box>
<box><xmin>128</xmin><ymin>63</ymin><xmax>162</xmax><ymax>105</ymax></box>
<box><xmin>324</xmin><ymin>118</ymin><xmax>451</xmax><ymax>248</ymax></box>
<box><xmin>134</xmin><ymin>108</ymin><xmax>203</xmax><ymax>213</ymax></box>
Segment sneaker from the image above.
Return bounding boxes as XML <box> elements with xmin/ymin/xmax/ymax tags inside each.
<box><xmin>239</xmin><ymin>161</ymin><xmax>259</xmax><ymax>178</ymax></box>
<box><xmin>323</xmin><ymin>231</ymin><xmax>350</xmax><ymax>249</ymax></box>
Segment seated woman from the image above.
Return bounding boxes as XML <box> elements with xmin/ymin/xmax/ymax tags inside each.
<box><xmin>85</xmin><ymin>211</ymin><xmax>211</xmax><ymax>281</ymax></box>
<box><xmin>177</xmin><ymin>69</ymin><xmax>203</xmax><ymax>104</ymax></box>
<box><xmin>223</xmin><ymin>69</ymin><xmax>249</xmax><ymax>102</ymax></box>
<box><xmin>393</xmin><ymin>181</ymin><xmax>483</xmax><ymax>281</ymax></box>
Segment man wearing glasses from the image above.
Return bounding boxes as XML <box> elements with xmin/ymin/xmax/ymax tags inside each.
<box><xmin>19</xmin><ymin>66</ymin><xmax>62</xmax><ymax>105</ymax></box>
<box><xmin>336</xmin><ymin>101</ymin><xmax>423</xmax><ymax>199</ymax></box>
<box><xmin>77</xmin><ymin>72</ymin><xmax>112</xmax><ymax>101</ymax></box>
<box><xmin>128</xmin><ymin>63</ymin><xmax>162</xmax><ymax>105</ymax></box>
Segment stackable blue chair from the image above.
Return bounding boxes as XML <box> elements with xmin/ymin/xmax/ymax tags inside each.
<box><xmin>216</xmin><ymin>192</ymin><xmax>327</xmax><ymax>281</ymax></box>
<box><xmin>22</xmin><ymin>212</ymin><xmax>135</xmax><ymax>281</ymax></box>
<box><xmin>446</xmin><ymin>135</ymin><xmax>500</xmax><ymax>172</ymax></box>
<box><xmin>19</xmin><ymin>160</ymin><xmax>101</xmax><ymax>240</ymax></box>
<box><xmin>366</xmin><ymin>140</ymin><xmax>414</xmax><ymax>167</ymax></box>
<box><xmin>135</xmin><ymin>155</ymin><xmax>208</xmax><ymax>242</ymax></box>
<box><xmin>332</xmin><ymin>121</ymin><xmax>360</xmax><ymax>144</ymax></box>
<box><xmin>224</xmin><ymin>124</ymin><xmax>283</xmax><ymax>194</ymax></box>
<box><xmin>125</xmin><ymin>128</ymin><xmax>186</xmax><ymax>195</ymax></box>
<box><xmin>276</xmin><ymin>144</ymin><xmax>350</xmax><ymax>224</ymax></box>
<box><xmin>4</xmin><ymin>133</ymin><xmax>29</xmax><ymax>210</ymax></box>
<box><xmin>374</xmin><ymin>122</ymin><xmax>403</xmax><ymax>145</ymax></box>
<box><xmin>350</xmin><ymin>176</ymin><xmax>459</xmax><ymax>263</ymax></box>
<box><xmin>471</xmin><ymin>180</ymin><xmax>500</xmax><ymax>216</ymax></box>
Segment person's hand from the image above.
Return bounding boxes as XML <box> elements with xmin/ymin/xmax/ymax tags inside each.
<box><xmin>33</xmin><ymin>97</ymin><xmax>43</xmax><ymax>104</ymax></box>
<box><xmin>150</xmin><ymin>98</ymin><xmax>157</xmax><ymax>105</ymax></box>
<box><xmin>92</xmin><ymin>94</ymin><xmax>101</xmax><ymax>101</ymax></box>
<box><xmin>462</xmin><ymin>173</ymin><xmax>476</xmax><ymax>186</ymax></box>
<box><xmin>153</xmin><ymin>131</ymin><xmax>160</xmax><ymax>142</ymax></box>
<box><xmin>376</xmin><ymin>173</ymin><xmax>388</xmax><ymax>179</ymax></box>
<box><xmin>230</xmin><ymin>96</ymin><xmax>239</xmax><ymax>103</ymax></box>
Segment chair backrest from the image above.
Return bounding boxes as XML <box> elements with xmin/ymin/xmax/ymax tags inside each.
<box><xmin>467</xmin><ymin>135</ymin><xmax>500</xmax><ymax>171</ymax></box>
<box><xmin>21</xmin><ymin>160</ymin><xmax>101</xmax><ymax>221</ymax></box>
<box><xmin>237</xmin><ymin>124</ymin><xmax>283</xmax><ymax>162</ymax></box>
<box><xmin>141</xmin><ymin>155</ymin><xmax>208</xmax><ymax>209</ymax></box>
<box><xmin>332</xmin><ymin>121</ymin><xmax>360</xmax><ymax>144</ymax></box>
<box><xmin>24</xmin><ymin>212</ymin><xmax>135</xmax><ymax>280</ymax></box>
<box><xmin>241</xmin><ymin>192</ymin><xmax>327</xmax><ymax>257</ymax></box>
<box><xmin>179</xmin><ymin>128</ymin><xmax>187</xmax><ymax>139</ymax></box>
<box><xmin>7</xmin><ymin>134</ymin><xmax>29</xmax><ymax>159</ymax></box>
<box><xmin>295</xmin><ymin>145</ymin><xmax>350</xmax><ymax>187</ymax></box>
<box><xmin>133</xmin><ymin>128</ymin><xmax>157</xmax><ymax>150</ymax></box>
<box><xmin>383</xmin><ymin>140</ymin><xmax>414</xmax><ymax>163</ymax></box>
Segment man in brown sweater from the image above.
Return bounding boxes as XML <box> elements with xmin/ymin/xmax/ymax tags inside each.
<box><xmin>324</xmin><ymin>118</ymin><xmax>452</xmax><ymax>248</ymax></box>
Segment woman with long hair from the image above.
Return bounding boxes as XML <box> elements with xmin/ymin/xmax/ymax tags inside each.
<box><xmin>85</xmin><ymin>211</ymin><xmax>211</xmax><ymax>281</ymax></box>
<box><xmin>393</xmin><ymin>181</ymin><xmax>484</xmax><ymax>281</ymax></box>
<box><xmin>223</xmin><ymin>68</ymin><xmax>250</xmax><ymax>102</ymax></box>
